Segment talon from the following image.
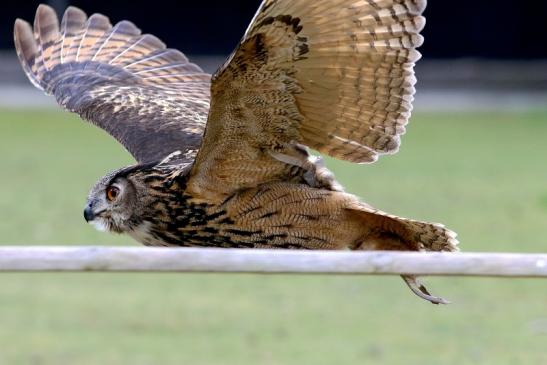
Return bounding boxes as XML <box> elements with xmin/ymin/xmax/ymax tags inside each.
<box><xmin>401</xmin><ymin>275</ymin><xmax>450</xmax><ymax>305</ymax></box>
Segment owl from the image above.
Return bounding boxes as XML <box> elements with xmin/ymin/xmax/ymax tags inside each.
<box><xmin>14</xmin><ymin>0</ymin><xmax>458</xmax><ymax>304</ymax></box>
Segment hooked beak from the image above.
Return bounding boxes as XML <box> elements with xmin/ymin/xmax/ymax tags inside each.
<box><xmin>83</xmin><ymin>204</ymin><xmax>95</xmax><ymax>222</ymax></box>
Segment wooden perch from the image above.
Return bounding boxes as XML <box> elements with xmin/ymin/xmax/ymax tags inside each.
<box><xmin>0</xmin><ymin>246</ymin><xmax>546</xmax><ymax>277</ymax></box>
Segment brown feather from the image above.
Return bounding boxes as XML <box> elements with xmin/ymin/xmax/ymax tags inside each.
<box><xmin>16</xmin><ymin>2</ymin><xmax>458</xmax><ymax>305</ymax></box>
<box><xmin>190</xmin><ymin>0</ymin><xmax>426</xmax><ymax>198</ymax></box>
<box><xmin>14</xmin><ymin>4</ymin><xmax>210</xmax><ymax>164</ymax></box>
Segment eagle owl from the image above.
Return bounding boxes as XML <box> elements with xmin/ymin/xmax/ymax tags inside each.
<box><xmin>14</xmin><ymin>0</ymin><xmax>458</xmax><ymax>304</ymax></box>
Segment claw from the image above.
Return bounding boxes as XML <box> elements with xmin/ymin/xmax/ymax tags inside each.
<box><xmin>401</xmin><ymin>275</ymin><xmax>450</xmax><ymax>305</ymax></box>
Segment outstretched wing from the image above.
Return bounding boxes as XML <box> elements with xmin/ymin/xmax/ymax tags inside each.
<box><xmin>188</xmin><ymin>0</ymin><xmax>426</xmax><ymax>199</ymax></box>
<box><xmin>14</xmin><ymin>5</ymin><xmax>210</xmax><ymax>164</ymax></box>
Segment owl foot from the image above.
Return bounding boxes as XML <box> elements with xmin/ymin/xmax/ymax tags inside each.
<box><xmin>401</xmin><ymin>275</ymin><xmax>450</xmax><ymax>305</ymax></box>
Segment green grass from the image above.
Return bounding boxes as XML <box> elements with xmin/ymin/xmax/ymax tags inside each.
<box><xmin>0</xmin><ymin>108</ymin><xmax>546</xmax><ymax>365</ymax></box>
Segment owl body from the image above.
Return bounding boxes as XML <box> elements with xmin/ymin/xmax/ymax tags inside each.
<box><xmin>15</xmin><ymin>0</ymin><xmax>459</xmax><ymax>303</ymax></box>
<box><xmin>85</xmin><ymin>159</ymin><xmax>351</xmax><ymax>249</ymax></box>
<box><xmin>91</xmin><ymin>162</ymin><xmax>454</xmax><ymax>257</ymax></box>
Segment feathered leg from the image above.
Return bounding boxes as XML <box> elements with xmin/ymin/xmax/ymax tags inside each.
<box><xmin>223</xmin><ymin>183</ymin><xmax>458</xmax><ymax>304</ymax></box>
<box><xmin>349</xmin><ymin>207</ymin><xmax>459</xmax><ymax>305</ymax></box>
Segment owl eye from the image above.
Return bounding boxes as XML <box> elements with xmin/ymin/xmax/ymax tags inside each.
<box><xmin>106</xmin><ymin>186</ymin><xmax>120</xmax><ymax>202</ymax></box>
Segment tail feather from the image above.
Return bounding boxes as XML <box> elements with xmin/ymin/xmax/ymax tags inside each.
<box><xmin>399</xmin><ymin>219</ymin><xmax>459</xmax><ymax>252</ymax></box>
<box><xmin>350</xmin><ymin>202</ymin><xmax>459</xmax><ymax>252</ymax></box>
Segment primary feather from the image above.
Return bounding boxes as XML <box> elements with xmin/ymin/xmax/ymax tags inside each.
<box><xmin>14</xmin><ymin>4</ymin><xmax>210</xmax><ymax>164</ymax></box>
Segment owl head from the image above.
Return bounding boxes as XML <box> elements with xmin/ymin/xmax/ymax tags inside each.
<box><xmin>83</xmin><ymin>162</ymin><xmax>191</xmax><ymax>238</ymax></box>
<box><xmin>83</xmin><ymin>165</ymin><xmax>152</xmax><ymax>234</ymax></box>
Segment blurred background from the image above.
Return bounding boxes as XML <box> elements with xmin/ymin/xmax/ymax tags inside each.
<box><xmin>0</xmin><ymin>1</ymin><xmax>546</xmax><ymax>365</ymax></box>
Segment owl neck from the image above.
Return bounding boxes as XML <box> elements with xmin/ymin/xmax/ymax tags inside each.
<box><xmin>121</xmin><ymin>162</ymin><xmax>218</xmax><ymax>246</ymax></box>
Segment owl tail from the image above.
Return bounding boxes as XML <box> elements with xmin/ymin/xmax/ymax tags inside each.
<box><xmin>349</xmin><ymin>202</ymin><xmax>459</xmax><ymax>304</ymax></box>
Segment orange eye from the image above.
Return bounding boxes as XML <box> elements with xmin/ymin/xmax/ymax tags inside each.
<box><xmin>106</xmin><ymin>186</ymin><xmax>120</xmax><ymax>202</ymax></box>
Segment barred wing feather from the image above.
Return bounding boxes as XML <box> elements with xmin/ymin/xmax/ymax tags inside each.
<box><xmin>14</xmin><ymin>5</ymin><xmax>210</xmax><ymax>164</ymax></box>
<box><xmin>190</xmin><ymin>0</ymin><xmax>426</xmax><ymax>198</ymax></box>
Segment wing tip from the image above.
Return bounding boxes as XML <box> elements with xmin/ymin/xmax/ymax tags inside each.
<box><xmin>35</xmin><ymin>3</ymin><xmax>59</xmax><ymax>29</ymax></box>
<box><xmin>414</xmin><ymin>15</ymin><xmax>426</xmax><ymax>34</ymax></box>
<box><xmin>13</xmin><ymin>18</ymin><xmax>36</xmax><ymax>59</ymax></box>
<box><xmin>36</xmin><ymin>3</ymin><xmax>56</xmax><ymax>16</ymax></box>
<box><xmin>61</xmin><ymin>5</ymin><xmax>88</xmax><ymax>29</ymax></box>
<box><xmin>34</xmin><ymin>4</ymin><xmax>60</xmax><ymax>45</ymax></box>
<box><xmin>64</xmin><ymin>5</ymin><xmax>87</xmax><ymax>17</ymax></box>
<box><xmin>14</xmin><ymin>18</ymin><xmax>30</xmax><ymax>33</ymax></box>
<box><xmin>14</xmin><ymin>18</ymin><xmax>43</xmax><ymax>89</ymax></box>
<box><xmin>409</xmin><ymin>0</ymin><xmax>427</xmax><ymax>15</ymax></box>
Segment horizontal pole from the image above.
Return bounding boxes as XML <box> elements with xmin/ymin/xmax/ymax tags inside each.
<box><xmin>0</xmin><ymin>246</ymin><xmax>546</xmax><ymax>277</ymax></box>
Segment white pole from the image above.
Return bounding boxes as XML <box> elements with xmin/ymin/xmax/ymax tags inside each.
<box><xmin>0</xmin><ymin>246</ymin><xmax>546</xmax><ymax>277</ymax></box>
